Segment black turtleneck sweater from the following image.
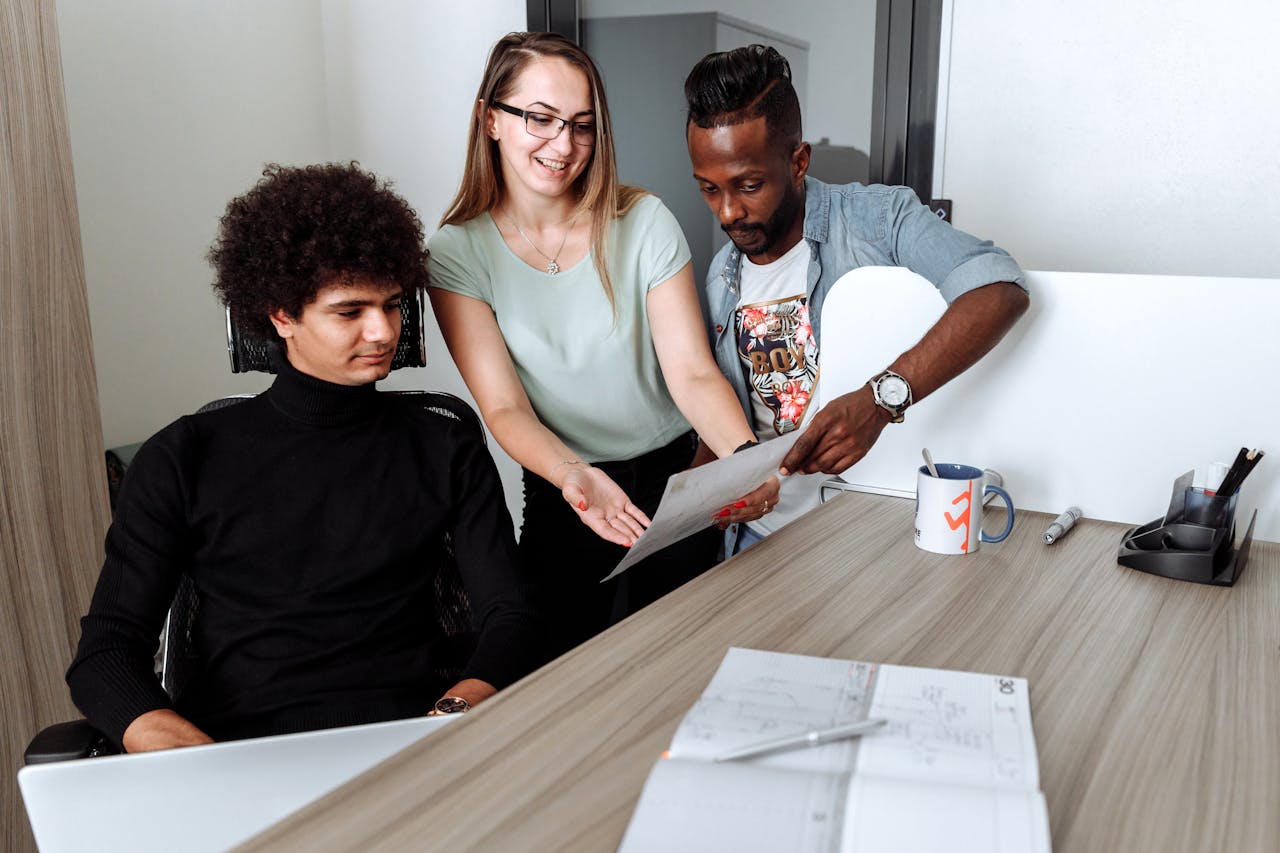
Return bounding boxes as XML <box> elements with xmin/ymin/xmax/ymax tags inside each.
<box><xmin>68</xmin><ymin>357</ymin><xmax>542</xmax><ymax>746</ymax></box>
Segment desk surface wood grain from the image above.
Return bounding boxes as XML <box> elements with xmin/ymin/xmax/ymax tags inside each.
<box><xmin>241</xmin><ymin>493</ymin><xmax>1279</xmax><ymax>853</ymax></box>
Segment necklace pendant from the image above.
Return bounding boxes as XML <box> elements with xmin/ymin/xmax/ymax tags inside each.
<box><xmin>546</xmin><ymin>260</ymin><xmax>560</xmax><ymax>275</ymax></box>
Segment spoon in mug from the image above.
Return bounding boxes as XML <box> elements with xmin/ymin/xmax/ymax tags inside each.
<box><xmin>922</xmin><ymin>448</ymin><xmax>940</xmax><ymax>478</ymax></box>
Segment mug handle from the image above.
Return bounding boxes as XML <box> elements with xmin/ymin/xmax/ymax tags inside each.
<box><xmin>980</xmin><ymin>485</ymin><xmax>1015</xmax><ymax>543</ymax></box>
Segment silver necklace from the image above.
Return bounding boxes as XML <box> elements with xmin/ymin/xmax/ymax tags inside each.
<box><xmin>503</xmin><ymin>209</ymin><xmax>578</xmax><ymax>275</ymax></box>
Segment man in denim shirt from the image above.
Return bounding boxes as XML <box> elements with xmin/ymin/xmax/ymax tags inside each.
<box><xmin>684</xmin><ymin>45</ymin><xmax>1029</xmax><ymax>554</ymax></box>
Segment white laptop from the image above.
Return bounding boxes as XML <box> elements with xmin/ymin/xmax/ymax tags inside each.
<box><xmin>18</xmin><ymin>715</ymin><xmax>455</xmax><ymax>852</ymax></box>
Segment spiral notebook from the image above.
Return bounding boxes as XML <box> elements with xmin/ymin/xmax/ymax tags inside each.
<box><xmin>619</xmin><ymin>647</ymin><xmax>1051</xmax><ymax>853</ymax></box>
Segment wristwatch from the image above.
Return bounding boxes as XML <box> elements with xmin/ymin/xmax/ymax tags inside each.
<box><xmin>870</xmin><ymin>370</ymin><xmax>913</xmax><ymax>423</ymax></box>
<box><xmin>431</xmin><ymin>695</ymin><xmax>472</xmax><ymax>715</ymax></box>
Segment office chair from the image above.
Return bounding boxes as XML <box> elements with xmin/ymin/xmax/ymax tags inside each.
<box><xmin>26</xmin><ymin>291</ymin><xmax>480</xmax><ymax>764</ymax></box>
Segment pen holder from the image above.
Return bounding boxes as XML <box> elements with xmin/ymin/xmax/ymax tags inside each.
<box><xmin>1182</xmin><ymin>488</ymin><xmax>1238</xmax><ymax>528</ymax></box>
<box><xmin>1117</xmin><ymin>484</ymin><xmax>1256</xmax><ymax>586</ymax></box>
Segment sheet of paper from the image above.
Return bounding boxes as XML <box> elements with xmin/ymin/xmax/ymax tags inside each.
<box><xmin>840</xmin><ymin>775</ymin><xmax>1051</xmax><ymax>853</ymax></box>
<box><xmin>855</xmin><ymin>663</ymin><xmax>1040</xmax><ymax>791</ymax></box>
<box><xmin>669</xmin><ymin>648</ymin><xmax>1040</xmax><ymax>789</ymax></box>
<box><xmin>668</xmin><ymin>646</ymin><xmax>875</xmax><ymax>774</ymax></box>
<box><xmin>602</xmin><ymin>432</ymin><xmax>801</xmax><ymax>581</ymax></box>
<box><xmin>620</xmin><ymin>759</ymin><xmax>1049</xmax><ymax>853</ymax></box>
<box><xmin>618</xmin><ymin>759</ymin><xmax>847</xmax><ymax>853</ymax></box>
<box><xmin>622</xmin><ymin>648</ymin><xmax>1050</xmax><ymax>853</ymax></box>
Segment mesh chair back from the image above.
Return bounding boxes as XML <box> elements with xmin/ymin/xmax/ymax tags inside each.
<box><xmin>160</xmin><ymin>575</ymin><xmax>201</xmax><ymax>698</ymax></box>
<box><xmin>398</xmin><ymin>392</ymin><xmax>481</xmax><ymax>653</ymax></box>
<box><xmin>225</xmin><ymin>289</ymin><xmax>428</xmax><ymax>374</ymax></box>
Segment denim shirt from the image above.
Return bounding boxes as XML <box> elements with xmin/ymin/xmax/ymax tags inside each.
<box><xmin>704</xmin><ymin>176</ymin><xmax>1027</xmax><ymax>419</ymax></box>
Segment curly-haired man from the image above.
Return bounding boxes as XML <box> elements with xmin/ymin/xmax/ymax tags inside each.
<box><xmin>68</xmin><ymin>163</ymin><xmax>543</xmax><ymax>752</ymax></box>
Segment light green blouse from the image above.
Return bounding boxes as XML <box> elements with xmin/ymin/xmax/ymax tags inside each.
<box><xmin>427</xmin><ymin>195</ymin><xmax>693</xmax><ymax>462</ymax></box>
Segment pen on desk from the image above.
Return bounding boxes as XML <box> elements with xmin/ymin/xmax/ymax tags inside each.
<box><xmin>713</xmin><ymin>718</ymin><xmax>888</xmax><ymax>762</ymax></box>
<box><xmin>1043</xmin><ymin>506</ymin><xmax>1082</xmax><ymax>545</ymax></box>
<box><xmin>1217</xmin><ymin>448</ymin><xmax>1264</xmax><ymax>498</ymax></box>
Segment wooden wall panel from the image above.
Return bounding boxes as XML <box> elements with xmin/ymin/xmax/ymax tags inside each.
<box><xmin>1</xmin><ymin>0</ymin><xmax>110</xmax><ymax>848</ymax></box>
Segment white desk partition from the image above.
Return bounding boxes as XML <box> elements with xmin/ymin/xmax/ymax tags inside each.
<box><xmin>819</xmin><ymin>267</ymin><xmax>1279</xmax><ymax>541</ymax></box>
<box><xmin>18</xmin><ymin>715</ymin><xmax>455</xmax><ymax>853</ymax></box>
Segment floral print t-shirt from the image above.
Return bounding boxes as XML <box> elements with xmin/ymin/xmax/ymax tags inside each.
<box><xmin>734</xmin><ymin>238</ymin><xmax>818</xmax><ymax>436</ymax></box>
<box><xmin>733</xmin><ymin>238</ymin><xmax>826</xmax><ymax>537</ymax></box>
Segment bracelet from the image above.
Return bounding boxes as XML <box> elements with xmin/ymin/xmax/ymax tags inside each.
<box><xmin>733</xmin><ymin>440</ymin><xmax>760</xmax><ymax>454</ymax></box>
<box><xmin>550</xmin><ymin>459</ymin><xmax>587</xmax><ymax>478</ymax></box>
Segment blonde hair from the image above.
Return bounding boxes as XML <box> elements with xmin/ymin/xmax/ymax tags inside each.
<box><xmin>440</xmin><ymin>32</ymin><xmax>646</xmax><ymax>310</ymax></box>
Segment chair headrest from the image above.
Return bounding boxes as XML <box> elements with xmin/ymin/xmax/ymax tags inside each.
<box><xmin>225</xmin><ymin>289</ymin><xmax>428</xmax><ymax>374</ymax></box>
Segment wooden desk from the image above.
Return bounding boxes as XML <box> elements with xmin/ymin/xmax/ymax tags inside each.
<box><xmin>241</xmin><ymin>493</ymin><xmax>1279</xmax><ymax>852</ymax></box>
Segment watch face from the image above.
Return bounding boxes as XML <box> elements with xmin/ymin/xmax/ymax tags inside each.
<box><xmin>433</xmin><ymin>696</ymin><xmax>470</xmax><ymax>714</ymax></box>
<box><xmin>879</xmin><ymin>376</ymin><xmax>909</xmax><ymax>407</ymax></box>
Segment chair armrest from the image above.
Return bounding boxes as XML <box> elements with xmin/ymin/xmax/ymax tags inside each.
<box><xmin>24</xmin><ymin>719</ymin><xmax>119</xmax><ymax>765</ymax></box>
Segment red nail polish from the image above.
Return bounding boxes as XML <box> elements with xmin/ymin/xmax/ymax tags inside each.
<box><xmin>733</xmin><ymin>500</ymin><xmax>747</xmax><ymax>508</ymax></box>
<box><xmin>714</xmin><ymin>508</ymin><xmax>730</xmax><ymax>518</ymax></box>
<box><xmin>578</xmin><ymin>501</ymin><xmax>587</xmax><ymax>511</ymax></box>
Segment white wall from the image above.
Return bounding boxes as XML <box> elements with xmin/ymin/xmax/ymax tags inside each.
<box><xmin>319</xmin><ymin>0</ymin><xmax>527</xmax><ymax>517</ymax></box>
<box><xmin>58</xmin><ymin>0</ymin><xmax>527</xmax><ymax>522</ymax></box>
<box><xmin>940</xmin><ymin>0</ymin><xmax>1280</xmax><ymax>279</ymax></box>
<box><xmin>57</xmin><ymin>0</ymin><xmax>331</xmax><ymax>449</ymax></box>
<box><xmin>581</xmin><ymin>0</ymin><xmax>875</xmax><ymax>152</ymax></box>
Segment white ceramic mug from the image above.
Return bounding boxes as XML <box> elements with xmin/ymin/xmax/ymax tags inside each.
<box><xmin>915</xmin><ymin>464</ymin><xmax>1015</xmax><ymax>554</ymax></box>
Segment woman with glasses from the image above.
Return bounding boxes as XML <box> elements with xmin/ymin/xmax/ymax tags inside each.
<box><xmin>428</xmin><ymin>32</ymin><xmax>777</xmax><ymax>655</ymax></box>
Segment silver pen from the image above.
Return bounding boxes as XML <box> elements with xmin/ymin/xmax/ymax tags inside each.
<box><xmin>713</xmin><ymin>718</ymin><xmax>888</xmax><ymax>762</ymax></box>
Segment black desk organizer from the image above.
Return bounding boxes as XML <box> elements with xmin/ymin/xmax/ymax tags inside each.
<box><xmin>1118</xmin><ymin>472</ymin><xmax>1257</xmax><ymax>586</ymax></box>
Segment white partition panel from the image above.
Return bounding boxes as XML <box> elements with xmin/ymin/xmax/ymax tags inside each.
<box><xmin>820</xmin><ymin>268</ymin><xmax>1279</xmax><ymax>541</ymax></box>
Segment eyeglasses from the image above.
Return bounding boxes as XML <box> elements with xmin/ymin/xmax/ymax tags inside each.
<box><xmin>491</xmin><ymin>101</ymin><xmax>596</xmax><ymax>146</ymax></box>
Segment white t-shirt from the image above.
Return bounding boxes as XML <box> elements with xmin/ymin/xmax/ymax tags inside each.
<box><xmin>734</xmin><ymin>239</ymin><xmax>826</xmax><ymax>535</ymax></box>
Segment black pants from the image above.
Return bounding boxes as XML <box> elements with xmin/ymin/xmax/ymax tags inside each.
<box><xmin>519</xmin><ymin>431</ymin><xmax>721</xmax><ymax>657</ymax></box>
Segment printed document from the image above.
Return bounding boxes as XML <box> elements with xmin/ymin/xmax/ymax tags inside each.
<box><xmin>619</xmin><ymin>647</ymin><xmax>1051</xmax><ymax>853</ymax></box>
<box><xmin>603</xmin><ymin>433</ymin><xmax>800</xmax><ymax>581</ymax></box>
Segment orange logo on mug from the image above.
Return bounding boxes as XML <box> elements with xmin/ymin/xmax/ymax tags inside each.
<box><xmin>943</xmin><ymin>483</ymin><xmax>974</xmax><ymax>553</ymax></box>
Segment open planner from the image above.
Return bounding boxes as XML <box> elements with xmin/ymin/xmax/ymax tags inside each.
<box><xmin>619</xmin><ymin>648</ymin><xmax>1051</xmax><ymax>853</ymax></box>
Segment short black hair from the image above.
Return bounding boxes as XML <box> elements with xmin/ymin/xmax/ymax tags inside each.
<box><xmin>208</xmin><ymin>162</ymin><xmax>429</xmax><ymax>341</ymax></box>
<box><xmin>684</xmin><ymin>45</ymin><xmax>802</xmax><ymax>151</ymax></box>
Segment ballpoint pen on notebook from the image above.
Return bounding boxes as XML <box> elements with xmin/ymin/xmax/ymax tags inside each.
<box><xmin>713</xmin><ymin>718</ymin><xmax>888</xmax><ymax>762</ymax></box>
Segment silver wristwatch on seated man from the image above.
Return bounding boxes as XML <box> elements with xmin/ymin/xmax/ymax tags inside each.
<box><xmin>870</xmin><ymin>370</ymin><xmax>913</xmax><ymax>423</ymax></box>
